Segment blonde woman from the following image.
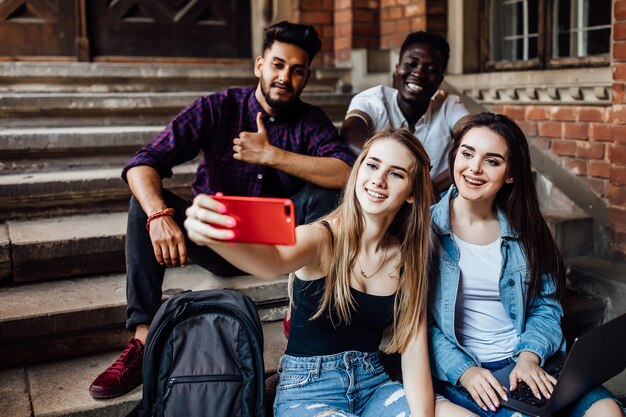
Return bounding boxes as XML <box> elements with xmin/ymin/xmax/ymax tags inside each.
<box><xmin>185</xmin><ymin>129</ymin><xmax>476</xmax><ymax>417</ymax></box>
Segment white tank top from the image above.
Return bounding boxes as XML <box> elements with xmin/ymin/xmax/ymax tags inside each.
<box><xmin>453</xmin><ymin>233</ymin><xmax>518</xmax><ymax>363</ymax></box>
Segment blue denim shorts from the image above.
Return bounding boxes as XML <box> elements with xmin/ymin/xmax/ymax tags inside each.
<box><xmin>436</xmin><ymin>357</ymin><xmax>621</xmax><ymax>417</ymax></box>
<box><xmin>273</xmin><ymin>351</ymin><xmax>411</xmax><ymax>417</ymax></box>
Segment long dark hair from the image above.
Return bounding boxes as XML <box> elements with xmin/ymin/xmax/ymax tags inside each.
<box><xmin>448</xmin><ymin>113</ymin><xmax>566</xmax><ymax>301</ymax></box>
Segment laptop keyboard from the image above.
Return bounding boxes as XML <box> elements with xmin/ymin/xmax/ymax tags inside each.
<box><xmin>508</xmin><ymin>364</ymin><xmax>564</xmax><ymax>407</ymax></box>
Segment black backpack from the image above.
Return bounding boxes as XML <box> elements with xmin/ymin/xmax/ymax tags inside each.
<box><xmin>128</xmin><ymin>289</ymin><xmax>266</xmax><ymax>417</ymax></box>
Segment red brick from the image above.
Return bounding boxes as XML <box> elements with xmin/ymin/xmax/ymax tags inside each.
<box><xmin>335</xmin><ymin>37</ymin><xmax>351</xmax><ymax>50</ymax></box>
<box><xmin>615</xmin><ymin>21</ymin><xmax>626</xmax><ymax>41</ymax></box>
<box><xmin>300</xmin><ymin>11</ymin><xmax>332</xmax><ymax>25</ymax></box>
<box><xmin>615</xmin><ymin>42</ymin><xmax>626</xmax><ymax>61</ymax></box>
<box><xmin>589</xmin><ymin>123</ymin><xmax>613</xmax><ymax>141</ymax></box>
<box><xmin>354</xmin><ymin>9</ymin><xmax>377</xmax><ymax>21</ymax></box>
<box><xmin>405</xmin><ymin>4</ymin><xmax>426</xmax><ymax>16</ymax></box>
<box><xmin>611</xmin><ymin>166</ymin><xmax>626</xmax><ymax>185</ymax></box>
<box><xmin>576</xmin><ymin>142</ymin><xmax>605</xmax><ymax>159</ymax></box>
<box><xmin>538</xmin><ymin>122</ymin><xmax>562</xmax><ymax>138</ymax></box>
<box><xmin>606</xmin><ymin>183</ymin><xmax>626</xmax><ymax>205</ymax></box>
<box><xmin>526</xmin><ymin>106</ymin><xmax>549</xmax><ymax>121</ymax></box>
<box><xmin>335</xmin><ymin>0</ymin><xmax>351</xmax><ymax>9</ymax></box>
<box><xmin>610</xmin><ymin>145</ymin><xmax>626</xmax><ymax>164</ymax></box>
<box><xmin>550</xmin><ymin>106</ymin><xmax>577</xmax><ymax>121</ymax></box>
<box><xmin>502</xmin><ymin>105</ymin><xmax>526</xmax><ymax>120</ymax></box>
<box><xmin>381</xmin><ymin>20</ymin><xmax>397</xmax><ymax>34</ymax></box>
<box><xmin>608</xmin><ymin>207</ymin><xmax>626</xmax><ymax>230</ymax></box>
<box><xmin>617</xmin><ymin>0</ymin><xmax>626</xmax><ymax>20</ymax></box>
<box><xmin>563</xmin><ymin>123</ymin><xmax>589</xmax><ymax>140</ymax></box>
<box><xmin>335</xmin><ymin>9</ymin><xmax>352</xmax><ymax>24</ymax></box>
<box><xmin>410</xmin><ymin>16</ymin><xmax>427</xmax><ymax>31</ymax></box>
<box><xmin>552</xmin><ymin>140</ymin><xmax>577</xmax><ymax>156</ymax></box>
<box><xmin>380</xmin><ymin>0</ymin><xmax>397</xmax><ymax>7</ymax></box>
<box><xmin>614</xmin><ymin>64</ymin><xmax>626</xmax><ymax>80</ymax></box>
<box><xmin>612</xmin><ymin>124</ymin><xmax>626</xmax><ymax>143</ymax></box>
<box><xmin>518</xmin><ymin>121</ymin><xmax>538</xmax><ymax>137</ymax></box>
<box><xmin>382</xmin><ymin>5</ymin><xmax>404</xmax><ymax>19</ymax></box>
<box><xmin>612</xmin><ymin>105</ymin><xmax>626</xmax><ymax>122</ymax></box>
<box><xmin>578</xmin><ymin>107</ymin><xmax>605</xmax><ymax>122</ymax></box>
<box><xmin>589</xmin><ymin>161</ymin><xmax>611</xmax><ymax>178</ymax></box>
<box><xmin>561</xmin><ymin>158</ymin><xmax>587</xmax><ymax>175</ymax></box>
<box><xmin>302</xmin><ymin>0</ymin><xmax>325</xmax><ymax>11</ymax></box>
<box><xmin>353</xmin><ymin>0</ymin><xmax>378</xmax><ymax>7</ymax></box>
<box><xmin>614</xmin><ymin>83</ymin><xmax>626</xmax><ymax>103</ymax></box>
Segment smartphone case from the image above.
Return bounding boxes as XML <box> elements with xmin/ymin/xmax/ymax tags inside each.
<box><xmin>212</xmin><ymin>195</ymin><xmax>296</xmax><ymax>245</ymax></box>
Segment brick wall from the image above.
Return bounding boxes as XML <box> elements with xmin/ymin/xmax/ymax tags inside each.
<box><xmin>488</xmin><ymin>0</ymin><xmax>626</xmax><ymax>258</ymax></box>
<box><xmin>611</xmin><ymin>0</ymin><xmax>626</xmax><ymax>257</ymax></box>
<box><xmin>293</xmin><ymin>0</ymin><xmax>446</xmax><ymax>65</ymax></box>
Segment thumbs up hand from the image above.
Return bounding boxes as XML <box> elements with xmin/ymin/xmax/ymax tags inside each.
<box><xmin>233</xmin><ymin>112</ymin><xmax>276</xmax><ymax>166</ymax></box>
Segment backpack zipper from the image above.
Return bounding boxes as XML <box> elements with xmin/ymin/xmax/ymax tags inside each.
<box><xmin>163</xmin><ymin>374</ymin><xmax>243</xmax><ymax>399</ymax></box>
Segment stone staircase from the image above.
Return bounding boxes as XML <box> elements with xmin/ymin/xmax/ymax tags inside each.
<box><xmin>0</xmin><ymin>61</ymin><xmax>624</xmax><ymax>416</ymax></box>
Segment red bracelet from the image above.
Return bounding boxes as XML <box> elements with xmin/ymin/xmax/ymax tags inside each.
<box><xmin>146</xmin><ymin>208</ymin><xmax>175</xmax><ymax>231</ymax></box>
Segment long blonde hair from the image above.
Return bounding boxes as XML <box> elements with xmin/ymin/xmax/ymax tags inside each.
<box><xmin>302</xmin><ymin>129</ymin><xmax>433</xmax><ymax>353</ymax></box>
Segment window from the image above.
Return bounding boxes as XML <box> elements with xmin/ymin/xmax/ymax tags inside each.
<box><xmin>483</xmin><ymin>0</ymin><xmax>610</xmax><ymax>71</ymax></box>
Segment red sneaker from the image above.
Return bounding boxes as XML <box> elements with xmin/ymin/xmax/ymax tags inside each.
<box><xmin>89</xmin><ymin>338</ymin><xmax>144</xmax><ymax>399</ymax></box>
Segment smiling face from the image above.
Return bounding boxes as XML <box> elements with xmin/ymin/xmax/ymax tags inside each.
<box><xmin>254</xmin><ymin>41</ymin><xmax>310</xmax><ymax>114</ymax></box>
<box><xmin>395</xmin><ymin>42</ymin><xmax>444</xmax><ymax>108</ymax></box>
<box><xmin>453</xmin><ymin>126</ymin><xmax>514</xmax><ymax>204</ymax></box>
<box><xmin>355</xmin><ymin>138</ymin><xmax>415</xmax><ymax>217</ymax></box>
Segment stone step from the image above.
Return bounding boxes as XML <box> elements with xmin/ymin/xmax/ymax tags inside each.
<box><xmin>543</xmin><ymin>210</ymin><xmax>594</xmax><ymax>258</ymax></box>
<box><xmin>566</xmin><ymin>256</ymin><xmax>626</xmax><ymax>320</ymax></box>
<box><xmin>0</xmin><ymin>125</ymin><xmax>162</xmax><ymax>159</ymax></box>
<box><xmin>0</xmin><ymin>266</ymin><xmax>288</xmax><ymax>369</ymax></box>
<box><xmin>0</xmin><ymin>61</ymin><xmax>346</xmax><ymax>94</ymax></box>
<box><xmin>3</xmin><ymin>208</ymin><xmax>593</xmax><ymax>282</ymax></box>
<box><xmin>0</xmin><ymin>91</ymin><xmax>352</xmax><ymax>128</ymax></box>
<box><xmin>0</xmin><ymin>320</ymin><xmax>286</xmax><ymax>417</ymax></box>
<box><xmin>0</xmin><ymin>163</ymin><xmax>195</xmax><ymax>220</ymax></box>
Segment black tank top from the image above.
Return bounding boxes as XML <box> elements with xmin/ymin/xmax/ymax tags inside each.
<box><xmin>285</xmin><ymin>276</ymin><xmax>396</xmax><ymax>356</ymax></box>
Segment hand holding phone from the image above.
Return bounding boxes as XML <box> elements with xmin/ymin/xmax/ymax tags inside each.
<box><xmin>209</xmin><ymin>195</ymin><xmax>296</xmax><ymax>245</ymax></box>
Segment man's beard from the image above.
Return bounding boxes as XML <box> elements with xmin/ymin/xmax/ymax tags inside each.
<box><xmin>260</xmin><ymin>81</ymin><xmax>299</xmax><ymax>112</ymax></box>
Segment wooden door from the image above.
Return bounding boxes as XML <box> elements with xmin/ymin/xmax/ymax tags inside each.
<box><xmin>86</xmin><ymin>0</ymin><xmax>251</xmax><ymax>60</ymax></box>
<box><xmin>0</xmin><ymin>0</ymin><xmax>77</xmax><ymax>58</ymax></box>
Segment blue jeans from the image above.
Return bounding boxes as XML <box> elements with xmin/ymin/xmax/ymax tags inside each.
<box><xmin>274</xmin><ymin>351</ymin><xmax>411</xmax><ymax>417</ymax></box>
<box><xmin>436</xmin><ymin>357</ymin><xmax>619</xmax><ymax>417</ymax></box>
<box><xmin>125</xmin><ymin>184</ymin><xmax>340</xmax><ymax>330</ymax></box>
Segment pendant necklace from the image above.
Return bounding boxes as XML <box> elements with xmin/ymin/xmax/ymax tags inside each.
<box><xmin>356</xmin><ymin>245</ymin><xmax>389</xmax><ymax>279</ymax></box>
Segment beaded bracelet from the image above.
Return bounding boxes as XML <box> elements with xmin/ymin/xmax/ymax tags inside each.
<box><xmin>146</xmin><ymin>208</ymin><xmax>175</xmax><ymax>231</ymax></box>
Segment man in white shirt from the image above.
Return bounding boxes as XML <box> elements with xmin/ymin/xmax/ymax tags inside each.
<box><xmin>341</xmin><ymin>31</ymin><xmax>471</xmax><ymax>195</ymax></box>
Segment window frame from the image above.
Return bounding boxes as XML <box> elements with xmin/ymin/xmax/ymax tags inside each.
<box><xmin>479</xmin><ymin>0</ymin><xmax>610</xmax><ymax>72</ymax></box>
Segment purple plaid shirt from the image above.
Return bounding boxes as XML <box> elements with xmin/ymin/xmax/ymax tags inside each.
<box><xmin>122</xmin><ymin>86</ymin><xmax>355</xmax><ymax>197</ymax></box>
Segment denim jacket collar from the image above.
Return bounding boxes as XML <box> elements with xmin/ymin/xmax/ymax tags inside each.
<box><xmin>431</xmin><ymin>185</ymin><xmax>519</xmax><ymax>240</ymax></box>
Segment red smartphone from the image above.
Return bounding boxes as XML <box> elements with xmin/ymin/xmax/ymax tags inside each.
<box><xmin>211</xmin><ymin>195</ymin><xmax>296</xmax><ymax>245</ymax></box>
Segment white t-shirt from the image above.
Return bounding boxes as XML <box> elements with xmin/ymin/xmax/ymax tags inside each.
<box><xmin>452</xmin><ymin>233</ymin><xmax>518</xmax><ymax>363</ymax></box>
<box><xmin>345</xmin><ymin>85</ymin><xmax>470</xmax><ymax>178</ymax></box>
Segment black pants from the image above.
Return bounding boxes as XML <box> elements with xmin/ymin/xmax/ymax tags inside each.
<box><xmin>125</xmin><ymin>184</ymin><xmax>340</xmax><ymax>330</ymax></box>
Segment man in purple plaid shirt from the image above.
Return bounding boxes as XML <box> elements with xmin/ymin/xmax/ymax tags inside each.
<box><xmin>89</xmin><ymin>21</ymin><xmax>355</xmax><ymax>400</ymax></box>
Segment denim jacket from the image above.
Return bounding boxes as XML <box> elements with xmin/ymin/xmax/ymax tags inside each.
<box><xmin>428</xmin><ymin>186</ymin><xmax>565</xmax><ymax>386</ymax></box>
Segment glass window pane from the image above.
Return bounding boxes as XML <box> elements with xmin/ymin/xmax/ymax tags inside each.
<box><xmin>491</xmin><ymin>0</ymin><xmax>539</xmax><ymax>62</ymax></box>
<box><xmin>553</xmin><ymin>0</ymin><xmax>610</xmax><ymax>58</ymax></box>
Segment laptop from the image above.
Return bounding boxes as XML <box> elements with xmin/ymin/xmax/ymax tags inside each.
<box><xmin>492</xmin><ymin>312</ymin><xmax>626</xmax><ymax>417</ymax></box>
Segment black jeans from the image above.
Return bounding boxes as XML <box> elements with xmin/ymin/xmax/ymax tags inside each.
<box><xmin>125</xmin><ymin>184</ymin><xmax>340</xmax><ymax>330</ymax></box>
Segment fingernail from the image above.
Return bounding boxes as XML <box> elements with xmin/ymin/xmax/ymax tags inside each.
<box><xmin>535</xmin><ymin>393</ymin><xmax>541</xmax><ymax>399</ymax></box>
<box><xmin>546</xmin><ymin>393</ymin><xmax>551</xmax><ymax>399</ymax></box>
<box><xmin>227</xmin><ymin>231</ymin><xmax>236</xmax><ymax>239</ymax></box>
<box><xmin>503</xmin><ymin>394</ymin><xmax>508</xmax><ymax>401</ymax></box>
<box><xmin>482</xmin><ymin>406</ymin><xmax>488</xmax><ymax>412</ymax></box>
<box><xmin>227</xmin><ymin>219</ymin><xmax>237</xmax><ymax>227</ymax></box>
<box><xmin>218</xmin><ymin>205</ymin><xmax>227</xmax><ymax>214</ymax></box>
<box><xmin>490</xmin><ymin>405</ymin><xmax>496</xmax><ymax>412</ymax></box>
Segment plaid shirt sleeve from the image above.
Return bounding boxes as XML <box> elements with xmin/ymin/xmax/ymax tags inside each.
<box><xmin>121</xmin><ymin>96</ymin><xmax>212</xmax><ymax>181</ymax></box>
<box><xmin>302</xmin><ymin>104</ymin><xmax>356</xmax><ymax>167</ymax></box>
